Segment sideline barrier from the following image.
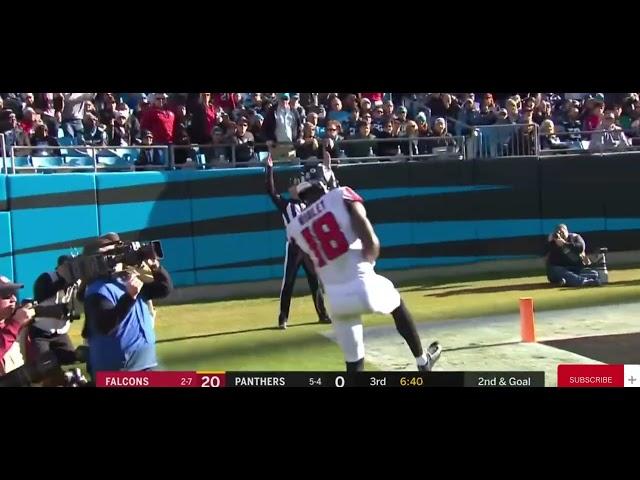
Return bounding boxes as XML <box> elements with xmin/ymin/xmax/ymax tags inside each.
<box><xmin>1</xmin><ymin>152</ymin><xmax>640</xmax><ymax>298</ymax></box>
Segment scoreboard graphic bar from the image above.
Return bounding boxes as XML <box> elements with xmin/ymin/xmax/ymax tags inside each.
<box><xmin>95</xmin><ymin>371</ymin><xmax>546</xmax><ymax>388</ymax></box>
<box><xmin>93</xmin><ymin>365</ymin><xmax>640</xmax><ymax>387</ymax></box>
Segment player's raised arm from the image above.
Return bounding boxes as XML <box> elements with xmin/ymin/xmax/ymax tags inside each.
<box><xmin>264</xmin><ymin>151</ymin><xmax>287</xmax><ymax>212</ymax></box>
<box><xmin>347</xmin><ymin>200</ymin><xmax>380</xmax><ymax>263</ymax></box>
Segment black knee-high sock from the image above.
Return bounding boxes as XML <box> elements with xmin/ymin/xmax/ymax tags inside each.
<box><xmin>346</xmin><ymin>358</ymin><xmax>365</xmax><ymax>372</ymax></box>
<box><xmin>392</xmin><ymin>300</ymin><xmax>424</xmax><ymax>357</ymax></box>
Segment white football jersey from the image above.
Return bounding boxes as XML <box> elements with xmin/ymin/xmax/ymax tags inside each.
<box><xmin>287</xmin><ymin>186</ymin><xmax>374</xmax><ymax>286</ymax></box>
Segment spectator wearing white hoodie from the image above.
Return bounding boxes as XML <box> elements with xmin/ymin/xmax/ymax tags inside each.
<box><xmin>61</xmin><ymin>93</ymin><xmax>96</xmax><ymax>139</ymax></box>
<box><xmin>590</xmin><ymin>110</ymin><xmax>630</xmax><ymax>150</ymax></box>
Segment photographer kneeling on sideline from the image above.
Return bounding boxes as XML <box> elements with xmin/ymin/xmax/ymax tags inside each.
<box><xmin>28</xmin><ymin>255</ymin><xmax>81</xmax><ymax>366</ymax></box>
<box><xmin>544</xmin><ymin>224</ymin><xmax>603</xmax><ymax>287</ymax></box>
<box><xmin>82</xmin><ymin>233</ymin><xmax>172</xmax><ymax>377</ymax></box>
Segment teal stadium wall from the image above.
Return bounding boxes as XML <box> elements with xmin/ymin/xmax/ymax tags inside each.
<box><xmin>2</xmin><ymin>154</ymin><xmax>640</xmax><ymax>299</ymax></box>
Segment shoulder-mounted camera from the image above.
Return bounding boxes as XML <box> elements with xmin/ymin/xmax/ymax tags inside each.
<box><xmin>58</xmin><ymin>240</ymin><xmax>164</xmax><ymax>284</ymax></box>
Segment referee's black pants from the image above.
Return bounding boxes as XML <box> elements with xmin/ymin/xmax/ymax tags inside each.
<box><xmin>279</xmin><ymin>241</ymin><xmax>329</xmax><ymax>324</ymax></box>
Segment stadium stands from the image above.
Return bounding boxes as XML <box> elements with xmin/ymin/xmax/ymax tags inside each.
<box><xmin>1</xmin><ymin>93</ymin><xmax>639</xmax><ymax>172</ymax></box>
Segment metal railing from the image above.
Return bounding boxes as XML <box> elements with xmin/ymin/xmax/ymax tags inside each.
<box><xmin>450</xmin><ymin>121</ymin><xmax>541</xmax><ymax>159</ymax></box>
<box><xmin>538</xmin><ymin>128</ymin><xmax>640</xmax><ymax>155</ymax></box>
<box><xmin>3</xmin><ymin>126</ymin><xmax>640</xmax><ymax>175</ymax></box>
<box><xmin>173</xmin><ymin>134</ymin><xmax>467</xmax><ymax>169</ymax></box>
<box><xmin>447</xmin><ymin>116</ymin><xmax>640</xmax><ymax>158</ymax></box>
<box><xmin>1</xmin><ymin>133</ymin><xmax>6</xmax><ymax>175</ymax></box>
<box><xmin>7</xmin><ymin>144</ymin><xmax>171</xmax><ymax>174</ymax></box>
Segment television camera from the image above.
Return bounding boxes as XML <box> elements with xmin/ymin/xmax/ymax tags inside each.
<box><xmin>58</xmin><ymin>240</ymin><xmax>164</xmax><ymax>284</ymax></box>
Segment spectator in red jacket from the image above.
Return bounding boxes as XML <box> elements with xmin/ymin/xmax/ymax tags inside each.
<box><xmin>141</xmin><ymin>93</ymin><xmax>175</xmax><ymax>144</ymax></box>
<box><xmin>584</xmin><ymin>96</ymin><xmax>605</xmax><ymax>131</ymax></box>
<box><xmin>20</xmin><ymin>107</ymin><xmax>40</xmax><ymax>136</ymax></box>
<box><xmin>188</xmin><ymin>93</ymin><xmax>217</xmax><ymax>144</ymax></box>
<box><xmin>1</xmin><ymin>109</ymin><xmax>30</xmax><ymax>156</ymax></box>
<box><xmin>0</xmin><ymin>277</ymin><xmax>35</xmax><ymax>376</ymax></box>
<box><xmin>361</xmin><ymin>92</ymin><xmax>384</xmax><ymax>106</ymax></box>
<box><xmin>212</xmin><ymin>93</ymin><xmax>237</xmax><ymax>114</ymax></box>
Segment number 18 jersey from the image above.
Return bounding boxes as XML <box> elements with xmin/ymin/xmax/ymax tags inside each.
<box><xmin>286</xmin><ymin>186</ymin><xmax>372</xmax><ymax>286</ymax></box>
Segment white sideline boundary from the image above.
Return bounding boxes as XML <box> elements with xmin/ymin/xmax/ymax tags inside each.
<box><xmin>321</xmin><ymin>302</ymin><xmax>640</xmax><ymax>387</ymax></box>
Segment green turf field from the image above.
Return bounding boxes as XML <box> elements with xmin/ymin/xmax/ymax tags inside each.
<box><xmin>67</xmin><ymin>267</ymin><xmax>640</xmax><ymax>372</ymax></box>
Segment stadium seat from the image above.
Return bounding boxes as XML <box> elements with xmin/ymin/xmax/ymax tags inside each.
<box><xmin>2</xmin><ymin>156</ymin><xmax>31</xmax><ymax>170</ymax></box>
<box><xmin>56</xmin><ymin>136</ymin><xmax>76</xmax><ymax>156</ymax></box>
<box><xmin>14</xmin><ymin>156</ymin><xmax>30</xmax><ymax>168</ymax></box>
<box><xmin>31</xmin><ymin>156</ymin><xmax>64</xmax><ymax>169</ymax></box>
<box><xmin>58</xmin><ymin>138</ymin><xmax>96</xmax><ymax>157</ymax></box>
<box><xmin>97</xmin><ymin>149</ymin><xmax>120</xmax><ymax>157</ymax></box>
<box><xmin>97</xmin><ymin>156</ymin><xmax>132</xmax><ymax>169</ymax></box>
<box><xmin>115</xmin><ymin>148</ymin><xmax>141</xmax><ymax>161</ymax></box>
<box><xmin>65</xmin><ymin>156</ymin><xmax>95</xmax><ymax>167</ymax></box>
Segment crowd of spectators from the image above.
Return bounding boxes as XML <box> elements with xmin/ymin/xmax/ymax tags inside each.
<box><xmin>2</xmin><ymin>93</ymin><xmax>640</xmax><ymax>165</ymax></box>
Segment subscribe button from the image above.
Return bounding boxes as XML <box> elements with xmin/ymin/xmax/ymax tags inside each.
<box><xmin>557</xmin><ymin>364</ymin><xmax>625</xmax><ymax>387</ymax></box>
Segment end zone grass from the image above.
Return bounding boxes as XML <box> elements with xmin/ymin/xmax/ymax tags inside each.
<box><xmin>67</xmin><ymin>267</ymin><xmax>640</xmax><ymax>372</ymax></box>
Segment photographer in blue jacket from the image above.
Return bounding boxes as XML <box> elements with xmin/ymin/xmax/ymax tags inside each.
<box><xmin>81</xmin><ymin>233</ymin><xmax>172</xmax><ymax>376</ymax></box>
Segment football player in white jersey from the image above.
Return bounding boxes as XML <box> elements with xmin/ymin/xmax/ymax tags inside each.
<box><xmin>286</xmin><ymin>176</ymin><xmax>442</xmax><ymax>372</ymax></box>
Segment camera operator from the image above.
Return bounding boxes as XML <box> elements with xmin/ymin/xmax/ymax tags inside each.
<box><xmin>27</xmin><ymin>255</ymin><xmax>80</xmax><ymax>366</ymax></box>
<box><xmin>544</xmin><ymin>224</ymin><xmax>601</xmax><ymax>287</ymax></box>
<box><xmin>82</xmin><ymin>233</ymin><xmax>173</xmax><ymax>376</ymax></box>
<box><xmin>0</xmin><ymin>276</ymin><xmax>35</xmax><ymax>376</ymax></box>
<box><xmin>0</xmin><ymin>275</ymin><xmax>80</xmax><ymax>387</ymax></box>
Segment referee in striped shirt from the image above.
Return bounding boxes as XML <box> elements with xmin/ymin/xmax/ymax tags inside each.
<box><xmin>265</xmin><ymin>153</ymin><xmax>331</xmax><ymax>329</ymax></box>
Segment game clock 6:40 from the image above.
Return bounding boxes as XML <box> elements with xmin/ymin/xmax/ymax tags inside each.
<box><xmin>400</xmin><ymin>376</ymin><xmax>424</xmax><ymax>387</ymax></box>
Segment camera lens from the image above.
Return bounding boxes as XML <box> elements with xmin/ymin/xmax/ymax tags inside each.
<box><xmin>151</xmin><ymin>240</ymin><xmax>164</xmax><ymax>259</ymax></box>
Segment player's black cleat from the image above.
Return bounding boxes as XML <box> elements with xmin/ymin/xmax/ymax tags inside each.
<box><xmin>278</xmin><ymin>314</ymin><xmax>288</xmax><ymax>330</ymax></box>
<box><xmin>318</xmin><ymin>316</ymin><xmax>332</xmax><ymax>324</ymax></box>
<box><xmin>418</xmin><ymin>342</ymin><xmax>442</xmax><ymax>372</ymax></box>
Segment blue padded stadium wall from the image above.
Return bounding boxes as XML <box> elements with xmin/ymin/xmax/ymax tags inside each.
<box><xmin>7</xmin><ymin>173</ymin><xmax>99</xmax><ymax>299</ymax></box>
<box><xmin>0</xmin><ymin>174</ymin><xmax>13</xmax><ymax>283</ymax></box>
<box><xmin>3</xmin><ymin>154</ymin><xmax>640</xmax><ymax>300</ymax></box>
<box><xmin>94</xmin><ymin>171</ymin><xmax>196</xmax><ymax>287</ymax></box>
